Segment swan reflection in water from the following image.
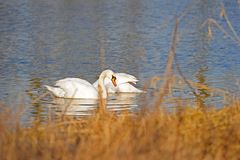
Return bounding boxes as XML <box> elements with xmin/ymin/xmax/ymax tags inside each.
<box><xmin>46</xmin><ymin>93</ymin><xmax>140</xmax><ymax>117</ymax></box>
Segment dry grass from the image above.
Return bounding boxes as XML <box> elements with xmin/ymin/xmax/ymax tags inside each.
<box><xmin>0</xmin><ymin>99</ymin><xmax>240</xmax><ymax>160</ymax></box>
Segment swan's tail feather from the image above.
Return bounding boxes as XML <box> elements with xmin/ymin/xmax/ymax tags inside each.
<box><xmin>44</xmin><ymin>85</ymin><xmax>65</xmax><ymax>98</ymax></box>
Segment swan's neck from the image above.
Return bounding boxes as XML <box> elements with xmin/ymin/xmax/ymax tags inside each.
<box><xmin>98</xmin><ymin>72</ymin><xmax>107</xmax><ymax>99</ymax></box>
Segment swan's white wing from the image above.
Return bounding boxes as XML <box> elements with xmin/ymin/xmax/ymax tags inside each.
<box><xmin>116</xmin><ymin>73</ymin><xmax>138</xmax><ymax>81</ymax></box>
<box><xmin>55</xmin><ymin>78</ymin><xmax>97</xmax><ymax>99</ymax></box>
<box><xmin>115</xmin><ymin>73</ymin><xmax>138</xmax><ymax>85</ymax></box>
<box><xmin>117</xmin><ymin>83</ymin><xmax>143</xmax><ymax>93</ymax></box>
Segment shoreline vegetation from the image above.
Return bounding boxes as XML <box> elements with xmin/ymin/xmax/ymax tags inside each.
<box><xmin>0</xmin><ymin>99</ymin><xmax>240</xmax><ymax>159</ymax></box>
<box><xmin>1</xmin><ymin>5</ymin><xmax>240</xmax><ymax>160</ymax></box>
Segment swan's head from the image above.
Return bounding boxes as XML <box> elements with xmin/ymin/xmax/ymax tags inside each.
<box><xmin>103</xmin><ymin>69</ymin><xmax>117</xmax><ymax>87</ymax></box>
<box><xmin>111</xmin><ymin>75</ymin><xmax>117</xmax><ymax>87</ymax></box>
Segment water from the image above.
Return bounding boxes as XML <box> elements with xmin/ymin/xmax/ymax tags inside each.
<box><xmin>0</xmin><ymin>0</ymin><xmax>239</xmax><ymax>120</ymax></box>
<box><xmin>42</xmin><ymin>94</ymin><xmax>139</xmax><ymax>117</ymax></box>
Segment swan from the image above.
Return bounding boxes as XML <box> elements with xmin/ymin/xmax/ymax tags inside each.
<box><xmin>44</xmin><ymin>69</ymin><xmax>117</xmax><ymax>99</ymax></box>
<box><xmin>93</xmin><ymin>73</ymin><xmax>143</xmax><ymax>93</ymax></box>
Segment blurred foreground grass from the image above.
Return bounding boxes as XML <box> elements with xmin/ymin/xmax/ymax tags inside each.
<box><xmin>0</xmin><ymin>99</ymin><xmax>240</xmax><ymax>160</ymax></box>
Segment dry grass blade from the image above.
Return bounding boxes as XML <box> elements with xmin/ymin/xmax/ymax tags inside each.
<box><xmin>208</xmin><ymin>24</ymin><xmax>213</xmax><ymax>40</ymax></box>
<box><xmin>201</xmin><ymin>5</ymin><xmax>240</xmax><ymax>46</ymax></box>
<box><xmin>220</xmin><ymin>3</ymin><xmax>240</xmax><ymax>44</ymax></box>
<box><xmin>155</xmin><ymin>19</ymin><xmax>179</xmax><ymax>108</ymax></box>
<box><xmin>201</xmin><ymin>18</ymin><xmax>236</xmax><ymax>43</ymax></box>
<box><xmin>200</xmin><ymin>3</ymin><xmax>240</xmax><ymax>45</ymax></box>
<box><xmin>98</xmin><ymin>84</ymin><xmax>107</xmax><ymax>113</ymax></box>
<box><xmin>31</xmin><ymin>91</ymin><xmax>50</xmax><ymax>104</ymax></box>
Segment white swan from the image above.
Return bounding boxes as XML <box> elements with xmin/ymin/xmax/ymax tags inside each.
<box><xmin>93</xmin><ymin>73</ymin><xmax>143</xmax><ymax>93</ymax></box>
<box><xmin>44</xmin><ymin>69</ymin><xmax>117</xmax><ymax>99</ymax></box>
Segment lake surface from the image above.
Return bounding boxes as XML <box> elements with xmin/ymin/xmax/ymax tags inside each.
<box><xmin>0</xmin><ymin>0</ymin><xmax>239</xmax><ymax>121</ymax></box>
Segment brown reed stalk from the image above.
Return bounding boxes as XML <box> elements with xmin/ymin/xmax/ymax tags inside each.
<box><xmin>155</xmin><ymin>19</ymin><xmax>179</xmax><ymax>108</ymax></box>
<box><xmin>97</xmin><ymin>84</ymin><xmax>107</xmax><ymax>114</ymax></box>
<box><xmin>201</xmin><ymin>17</ymin><xmax>240</xmax><ymax>45</ymax></box>
<box><xmin>220</xmin><ymin>3</ymin><xmax>240</xmax><ymax>43</ymax></box>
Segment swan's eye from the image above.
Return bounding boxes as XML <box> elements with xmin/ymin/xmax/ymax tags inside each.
<box><xmin>111</xmin><ymin>76</ymin><xmax>117</xmax><ymax>87</ymax></box>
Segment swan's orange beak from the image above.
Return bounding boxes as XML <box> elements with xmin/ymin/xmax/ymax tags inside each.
<box><xmin>111</xmin><ymin>76</ymin><xmax>117</xmax><ymax>87</ymax></box>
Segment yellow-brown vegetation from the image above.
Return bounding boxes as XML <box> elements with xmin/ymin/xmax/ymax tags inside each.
<box><xmin>0</xmin><ymin>100</ymin><xmax>240</xmax><ymax>160</ymax></box>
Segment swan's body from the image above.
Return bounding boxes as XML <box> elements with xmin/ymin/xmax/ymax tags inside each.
<box><xmin>45</xmin><ymin>70</ymin><xmax>116</xmax><ymax>99</ymax></box>
<box><xmin>93</xmin><ymin>73</ymin><xmax>143</xmax><ymax>93</ymax></box>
